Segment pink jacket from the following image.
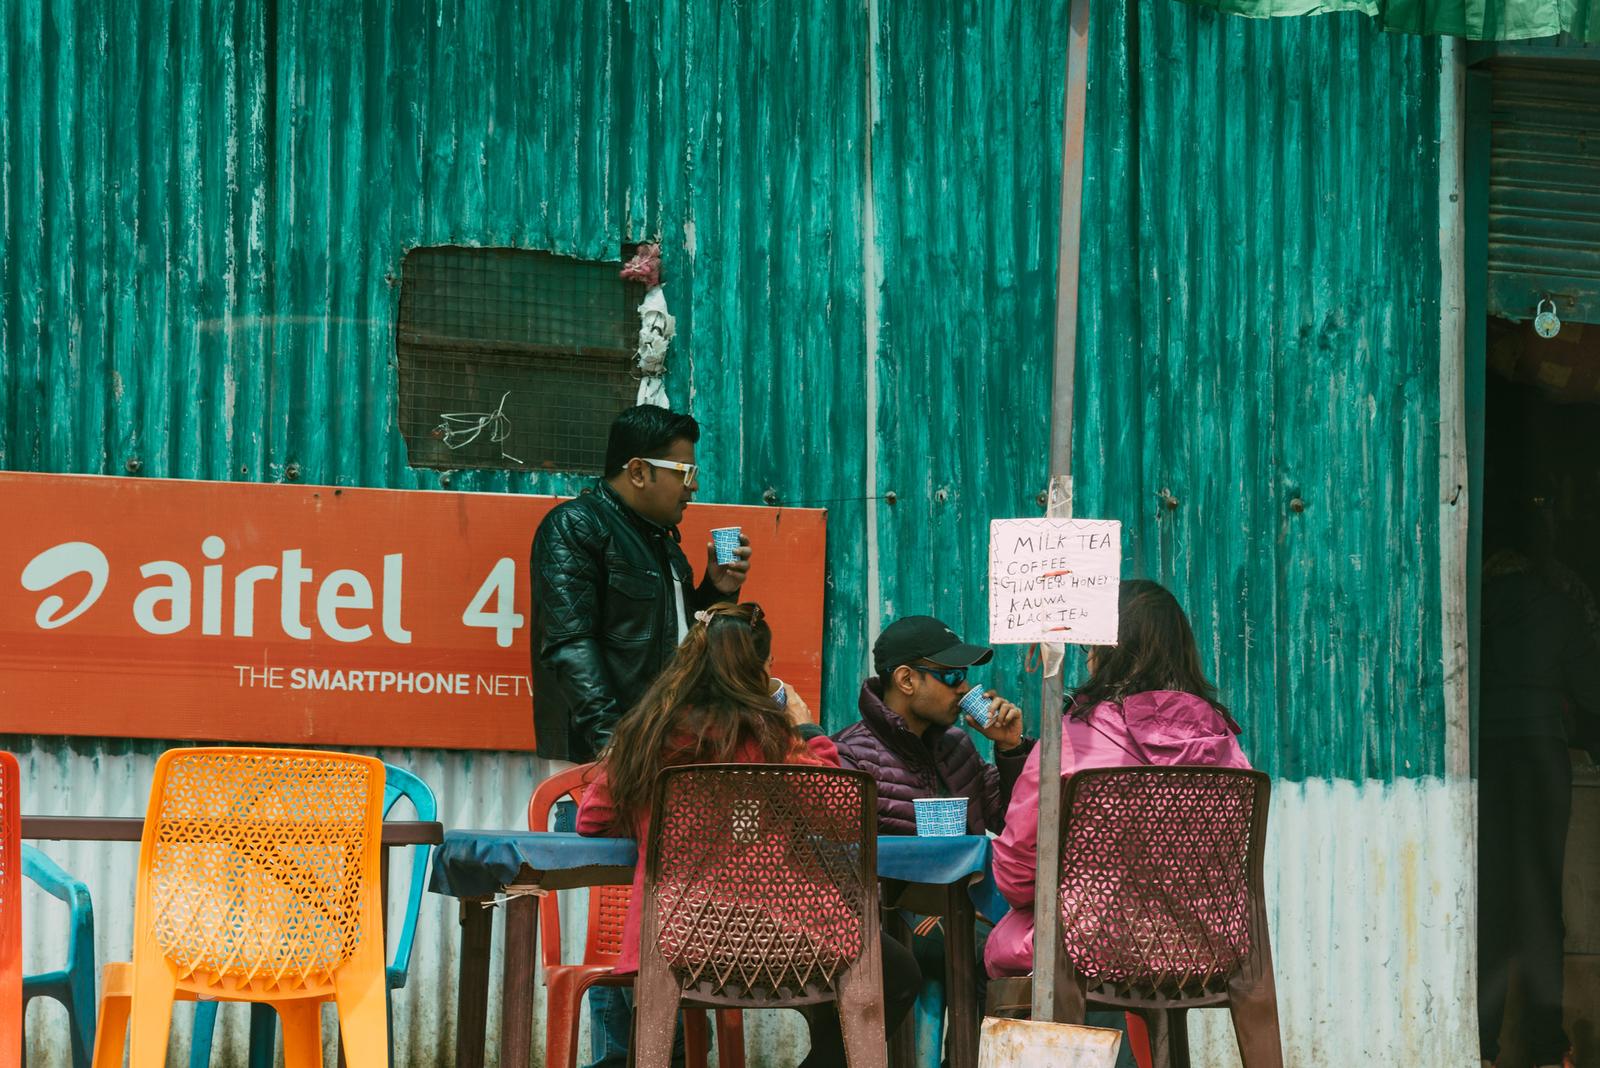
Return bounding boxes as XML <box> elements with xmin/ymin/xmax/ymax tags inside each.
<box><xmin>984</xmin><ymin>690</ymin><xmax>1250</xmax><ymax>978</ymax></box>
<box><xmin>575</xmin><ymin>729</ymin><xmax>840</xmax><ymax>975</ymax></box>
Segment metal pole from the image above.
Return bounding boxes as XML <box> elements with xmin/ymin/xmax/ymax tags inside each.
<box><xmin>1031</xmin><ymin>0</ymin><xmax>1092</xmax><ymax>1024</ymax></box>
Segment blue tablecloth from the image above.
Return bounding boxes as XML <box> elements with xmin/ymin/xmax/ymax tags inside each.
<box><xmin>428</xmin><ymin>829</ymin><xmax>1009</xmax><ymax>921</ymax></box>
<box><xmin>429</xmin><ymin>831</ymin><xmax>635</xmax><ymax>898</ymax></box>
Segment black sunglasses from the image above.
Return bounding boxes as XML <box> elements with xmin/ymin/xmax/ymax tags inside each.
<box><xmin>911</xmin><ymin>664</ymin><xmax>968</xmax><ymax>688</ymax></box>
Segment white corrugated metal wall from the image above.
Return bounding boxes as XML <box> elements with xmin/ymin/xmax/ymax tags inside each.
<box><xmin>15</xmin><ymin>739</ymin><xmax>816</xmax><ymax>1067</ymax></box>
<box><xmin>16</xmin><ymin>740</ymin><xmax>1479</xmax><ymax>1067</ymax></box>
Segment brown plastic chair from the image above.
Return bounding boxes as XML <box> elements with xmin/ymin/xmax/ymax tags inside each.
<box><xmin>633</xmin><ymin>764</ymin><xmax>886</xmax><ymax>1068</ymax></box>
<box><xmin>527</xmin><ymin>764</ymin><xmax>743</xmax><ymax>1068</ymax></box>
<box><xmin>988</xmin><ymin>766</ymin><xmax>1283</xmax><ymax>1068</ymax></box>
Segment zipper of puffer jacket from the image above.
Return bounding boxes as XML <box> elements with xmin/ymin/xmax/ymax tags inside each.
<box><xmin>927</xmin><ymin>742</ymin><xmax>955</xmax><ymax>797</ymax></box>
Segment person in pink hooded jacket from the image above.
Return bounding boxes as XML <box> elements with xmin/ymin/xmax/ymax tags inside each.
<box><xmin>985</xmin><ymin>579</ymin><xmax>1252</xmax><ymax>979</ymax></box>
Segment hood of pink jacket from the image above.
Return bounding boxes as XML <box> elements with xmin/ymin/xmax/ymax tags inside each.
<box><xmin>1076</xmin><ymin>690</ymin><xmax>1243</xmax><ymax>767</ymax></box>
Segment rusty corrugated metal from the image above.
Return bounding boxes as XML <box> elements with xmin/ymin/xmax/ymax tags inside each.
<box><xmin>1</xmin><ymin>0</ymin><xmax>1477</xmax><ymax>1063</ymax></box>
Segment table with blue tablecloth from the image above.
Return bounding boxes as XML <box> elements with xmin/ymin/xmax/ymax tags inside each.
<box><xmin>429</xmin><ymin>829</ymin><xmax>1005</xmax><ymax>1068</ymax></box>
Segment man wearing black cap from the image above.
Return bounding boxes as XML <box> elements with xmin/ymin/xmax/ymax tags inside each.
<box><xmin>833</xmin><ymin>615</ymin><xmax>1034</xmax><ymax>1051</ymax></box>
<box><xmin>832</xmin><ymin>615</ymin><xmax>1035</xmax><ymax>836</ymax></box>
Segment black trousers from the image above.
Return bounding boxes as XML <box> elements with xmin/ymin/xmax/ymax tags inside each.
<box><xmin>1478</xmin><ymin>735</ymin><xmax>1572</xmax><ymax>1064</ymax></box>
<box><xmin>800</xmin><ymin>932</ymin><xmax>923</xmax><ymax>1068</ymax></box>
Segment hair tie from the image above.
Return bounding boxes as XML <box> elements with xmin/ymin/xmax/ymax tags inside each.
<box><xmin>695</xmin><ymin>603</ymin><xmax>764</xmax><ymax>629</ymax></box>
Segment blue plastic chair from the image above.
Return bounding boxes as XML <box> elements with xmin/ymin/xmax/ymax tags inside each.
<box><xmin>187</xmin><ymin>762</ymin><xmax>438</xmax><ymax>1067</ymax></box>
<box><xmin>22</xmin><ymin>845</ymin><xmax>97</xmax><ymax>1068</ymax></box>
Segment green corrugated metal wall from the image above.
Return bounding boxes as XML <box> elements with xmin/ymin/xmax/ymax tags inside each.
<box><xmin>868</xmin><ymin>0</ymin><xmax>1445</xmax><ymax>781</ymax></box>
<box><xmin>1487</xmin><ymin>60</ymin><xmax>1600</xmax><ymax>325</ymax></box>
<box><xmin>0</xmin><ymin>0</ymin><xmax>1443</xmax><ymax>781</ymax></box>
<box><xmin>1072</xmin><ymin>4</ymin><xmax>1444</xmax><ymax>780</ymax></box>
<box><xmin>0</xmin><ymin>0</ymin><xmax>881</xmax><ymax>729</ymax></box>
<box><xmin>869</xmin><ymin>0</ymin><xmax>1066</xmax><ymax>729</ymax></box>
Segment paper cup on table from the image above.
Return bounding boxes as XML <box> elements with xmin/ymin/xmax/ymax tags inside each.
<box><xmin>958</xmin><ymin>686</ymin><xmax>992</xmax><ymax>727</ymax></box>
<box><xmin>913</xmin><ymin>797</ymin><xmax>969</xmax><ymax>837</ymax></box>
<box><xmin>711</xmin><ymin>526</ymin><xmax>743</xmax><ymax>564</ymax></box>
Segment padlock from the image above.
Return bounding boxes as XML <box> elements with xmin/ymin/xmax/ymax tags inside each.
<box><xmin>1534</xmin><ymin>298</ymin><xmax>1561</xmax><ymax>339</ymax></box>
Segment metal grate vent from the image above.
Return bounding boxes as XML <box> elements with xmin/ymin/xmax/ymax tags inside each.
<box><xmin>395</xmin><ymin>246</ymin><xmax>645</xmax><ymax>472</ymax></box>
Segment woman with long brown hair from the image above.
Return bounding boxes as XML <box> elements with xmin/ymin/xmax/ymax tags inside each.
<box><xmin>580</xmin><ymin>600</ymin><xmax>824</xmax><ymax>834</ymax></box>
<box><xmin>576</xmin><ymin>601</ymin><xmax>921</xmax><ymax>1067</ymax></box>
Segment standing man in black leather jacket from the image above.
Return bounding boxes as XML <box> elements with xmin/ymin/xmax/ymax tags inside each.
<box><xmin>531</xmin><ymin>404</ymin><xmax>752</xmax><ymax>763</ymax></box>
<box><xmin>531</xmin><ymin>405</ymin><xmax>752</xmax><ymax>1068</ymax></box>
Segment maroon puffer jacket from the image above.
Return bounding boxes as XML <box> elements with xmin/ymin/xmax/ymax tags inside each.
<box><xmin>831</xmin><ymin>678</ymin><xmax>1035</xmax><ymax>836</ymax></box>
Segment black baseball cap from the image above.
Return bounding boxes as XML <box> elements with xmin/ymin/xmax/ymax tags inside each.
<box><xmin>873</xmin><ymin>616</ymin><xmax>994</xmax><ymax>677</ymax></box>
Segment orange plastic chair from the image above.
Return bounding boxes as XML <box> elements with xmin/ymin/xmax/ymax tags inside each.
<box><xmin>1</xmin><ymin>752</ymin><xmax>21</xmax><ymax>1068</ymax></box>
<box><xmin>529</xmin><ymin>764</ymin><xmax>744</xmax><ymax>1068</ymax></box>
<box><xmin>91</xmin><ymin>747</ymin><xmax>389</xmax><ymax>1068</ymax></box>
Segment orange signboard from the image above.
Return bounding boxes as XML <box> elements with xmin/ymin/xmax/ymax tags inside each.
<box><xmin>0</xmin><ymin>473</ymin><xmax>827</xmax><ymax>750</ymax></box>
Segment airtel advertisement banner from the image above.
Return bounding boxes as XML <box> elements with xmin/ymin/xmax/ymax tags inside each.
<box><xmin>0</xmin><ymin>473</ymin><xmax>827</xmax><ymax>750</ymax></box>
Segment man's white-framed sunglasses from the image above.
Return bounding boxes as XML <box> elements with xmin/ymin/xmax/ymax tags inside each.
<box><xmin>634</xmin><ymin>457</ymin><xmax>699</xmax><ymax>485</ymax></box>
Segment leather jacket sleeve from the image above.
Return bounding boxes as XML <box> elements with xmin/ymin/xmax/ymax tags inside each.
<box><xmin>691</xmin><ymin>569</ymin><xmax>729</xmax><ymax>611</ymax></box>
<box><xmin>532</xmin><ymin>506</ymin><xmax>622</xmax><ymax>757</ymax></box>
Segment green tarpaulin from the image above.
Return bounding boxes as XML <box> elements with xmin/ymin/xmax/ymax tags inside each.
<box><xmin>1182</xmin><ymin>0</ymin><xmax>1598</xmax><ymax>42</ymax></box>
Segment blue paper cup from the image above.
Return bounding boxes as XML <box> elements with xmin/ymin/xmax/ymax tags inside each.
<box><xmin>771</xmin><ymin>679</ymin><xmax>788</xmax><ymax>708</ymax></box>
<box><xmin>913</xmin><ymin>797</ymin><xmax>969</xmax><ymax>837</ymax></box>
<box><xmin>958</xmin><ymin>686</ymin><xmax>992</xmax><ymax>727</ymax></box>
<box><xmin>711</xmin><ymin>526</ymin><xmax>742</xmax><ymax>564</ymax></box>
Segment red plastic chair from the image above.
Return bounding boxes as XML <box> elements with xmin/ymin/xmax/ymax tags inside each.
<box><xmin>528</xmin><ymin>765</ymin><xmax>744</xmax><ymax>1068</ymax></box>
<box><xmin>0</xmin><ymin>752</ymin><xmax>21</xmax><ymax>1068</ymax></box>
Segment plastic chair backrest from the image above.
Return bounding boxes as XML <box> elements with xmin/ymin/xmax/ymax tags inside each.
<box><xmin>136</xmin><ymin>747</ymin><xmax>385</xmax><ymax>995</ymax></box>
<box><xmin>22</xmin><ymin>843</ymin><xmax>95</xmax><ymax>976</ymax></box>
<box><xmin>380</xmin><ymin>761</ymin><xmax>437</xmax><ymax>984</ymax></box>
<box><xmin>642</xmin><ymin>763</ymin><xmax>877</xmax><ymax>999</ymax></box>
<box><xmin>527</xmin><ymin>763</ymin><xmax>631</xmax><ymax>970</ymax></box>
<box><xmin>1056</xmin><ymin>765</ymin><xmax>1270</xmax><ymax>998</ymax></box>
<box><xmin>0</xmin><ymin>752</ymin><xmax>20</xmax><ymax>1065</ymax></box>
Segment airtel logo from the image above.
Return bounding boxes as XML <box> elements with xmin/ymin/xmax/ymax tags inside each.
<box><xmin>21</xmin><ymin>542</ymin><xmax>110</xmax><ymax>629</ymax></box>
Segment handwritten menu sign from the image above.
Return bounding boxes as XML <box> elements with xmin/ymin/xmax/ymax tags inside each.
<box><xmin>988</xmin><ymin>518</ymin><xmax>1121</xmax><ymax>646</ymax></box>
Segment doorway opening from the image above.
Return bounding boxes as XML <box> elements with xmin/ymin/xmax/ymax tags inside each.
<box><xmin>1469</xmin><ymin>52</ymin><xmax>1600</xmax><ymax>1068</ymax></box>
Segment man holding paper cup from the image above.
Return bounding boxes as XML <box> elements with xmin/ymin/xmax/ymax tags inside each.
<box><xmin>832</xmin><ymin>614</ymin><xmax>1035</xmax><ymax>1030</ymax></box>
<box><xmin>832</xmin><ymin>614</ymin><xmax>1034</xmax><ymax>834</ymax></box>
<box><xmin>530</xmin><ymin>404</ymin><xmax>753</xmax><ymax>765</ymax></box>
